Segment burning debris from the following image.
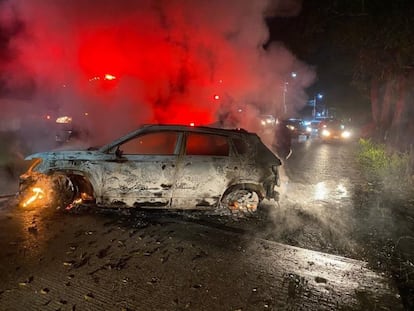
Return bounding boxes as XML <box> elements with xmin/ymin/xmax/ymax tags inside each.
<box><xmin>18</xmin><ymin>172</ymin><xmax>84</xmax><ymax>210</ymax></box>
<box><xmin>19</xmin><ymin>173</ymin><xmax>57</xmax><ymax>209</ymax></box>
<box><xmin>22</xmin><ymin>187</ymin><xmax>45</xmax><ymax>208</ymax></box>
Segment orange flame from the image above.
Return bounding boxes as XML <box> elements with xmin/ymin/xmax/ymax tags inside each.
<box><xmin>23</xmin><ymin>187</ymin><xmax>45</xmax><ymax>208</ymax></box>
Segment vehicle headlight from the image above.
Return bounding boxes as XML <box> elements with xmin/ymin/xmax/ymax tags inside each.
<box><xmin>341</xmin><ymin>131</ymin><xmax>351</xmax><ymax>138</ymax></box>
<box><xmin>321</xmin><ymin>129</ymin><xmax>330</xmax><ymax>137</ymax></box>
<box><xmin>286</xmin><ymin>125</ymin><xmax>295</xmax><ymax>131</ymax></box>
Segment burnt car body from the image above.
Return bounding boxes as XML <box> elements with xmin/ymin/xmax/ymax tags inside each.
<box><xmin>19</xmin><ymin>124</ymin><xmax>282</xmax><ymax>215</ymax></box>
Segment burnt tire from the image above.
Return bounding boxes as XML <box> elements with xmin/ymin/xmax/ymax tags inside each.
<box><xmin>221</xmin><ymin>189</ymin><xmax>260</xmax><ymax>216</ymax></box>
<box><xmin>51</xmin><ymin>174</ymin><xmax>77</xmax><ymax>210</ymax></box>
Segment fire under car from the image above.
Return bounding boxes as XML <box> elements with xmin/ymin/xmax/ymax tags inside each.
<box><xmin>18</xmin><ymin>124</ymin><xmax>282</xmax><ymax>216</ymax></box>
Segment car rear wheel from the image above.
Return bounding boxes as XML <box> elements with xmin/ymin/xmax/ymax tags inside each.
<box><xmin>221</xmin><ymin>189</ymin><xmax>260</xmax><ymax>216</ymax></box>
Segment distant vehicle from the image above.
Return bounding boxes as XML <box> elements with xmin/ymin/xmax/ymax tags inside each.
<box><xmin>19</xmin><ymin>124</ymin><xmax>282</xmax><ymax>216</ymax></box>
<box><xmin>259</xmin><ymin>115</ymin><xmax>277</xmax><ymax>127</ymax></box>
<box><xmin>303</xmin><ymin>119</ymin><xmax>322</xmax><ymax>136</ymax></box>
<box><xmin>319</xmin><ymin>119</ymin><xmax>352</xmax><ymax>141</ymax></box>
<box><xmin>283</xmin><ymin>118</ymin><xmax>310</xmax><ymax>139</ymax></box>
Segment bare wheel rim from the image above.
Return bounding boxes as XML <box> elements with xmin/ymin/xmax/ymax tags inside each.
<box><xmin>53</xmin><ymin>175</ymin><xmax>76</xmax><ymax>209</ymax></box>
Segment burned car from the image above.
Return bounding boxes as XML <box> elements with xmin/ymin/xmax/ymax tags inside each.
<box><xmin>19</xmin><ymin>124</ymin><xmax>282</xmax><ymax>216</ymax></box>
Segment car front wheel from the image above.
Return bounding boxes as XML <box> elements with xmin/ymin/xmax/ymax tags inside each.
<box><xmin>51</xmin><ymin>174</ymin><xmax>77</xmax><ymax>210</ymax></box>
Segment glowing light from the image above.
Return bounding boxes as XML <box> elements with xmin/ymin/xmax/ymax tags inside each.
<box><xmin>56</xmin><ymin>116</ymin><xmax>72</xmax><ymax>124</ymax></box>
<box><xmin>213</xmin><ymin>95</ymin><xmax>220</xmax><ymax>100</ymax></box>
<box><xmin>104</xmin><ymin>74</ymin><xmax>116</xmax><ymax>80</ymax></box>
<box><xmin>23</xmin><ymin>187</ymin><xmax>45</xmax><ymax>208</ymax></box>
<box><xmin>84</xmin><ymin>112</ymin><xmax>89</xmax><ymax>116</ymax></box>
<box><xmin>321</xmin><ymin>129</ymin><xmax>330</xmax><ymax>137</ymax></box>
<box><xmin>336</xmin><ymin>184</ymin><xmax>348</xmax><ymax>197</ymax></box>
<box><xmin>190</xmin><ymin>122</ymin><xmax>195</xmax><ymax>127</ymax></box>
<box><xmin>314</xmin><ymin>182</ymin><xmax>328</xmax><ymax>200</ymax></box>
<box><xmin>46</xmin><ymin>115</ymin><xmax>51</xmax><ymax>120</ymax></box>
<box><xmin>341</xmin><ymin>131</ymin><xmax>351</xmax><ymax>138</ymax></box>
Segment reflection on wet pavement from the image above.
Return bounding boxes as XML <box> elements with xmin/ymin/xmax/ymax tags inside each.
<box><xmin>3</xmin><ymin>201</ymin><xmax>56</xmax><ymax>259</ymax></box>
<box><xmin>261</xmin><ymin>141</ymin><xmax>364</xmax><ymax>259</ymax></box>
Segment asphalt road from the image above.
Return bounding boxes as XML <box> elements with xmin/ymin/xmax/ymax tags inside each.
<box><xmin>0</xmin><ymin>135</ymin><xmax>408</xmax><ymax>310</ymax></box>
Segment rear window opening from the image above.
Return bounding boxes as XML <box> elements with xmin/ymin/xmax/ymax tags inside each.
<box><xmin>185</xmin><ymin>133</ymin><xmax>229</xmax><ymax>156</ymax></box>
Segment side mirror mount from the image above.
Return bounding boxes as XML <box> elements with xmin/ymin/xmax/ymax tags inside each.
<box><xmin>115</xmin><ymin>147</ymin><xmax>124</xmax><ymax>158</ymax></box>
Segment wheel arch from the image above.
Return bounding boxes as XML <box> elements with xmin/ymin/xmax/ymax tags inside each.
<box><xmin>47</xmin><ymin>169</ymin><xmax>96</xmax><ymax>202</ymax></box>
<box><xmin>220</xmin><ymin>182</ymin><xmax>265</xmax><ymax>203</ymax></box>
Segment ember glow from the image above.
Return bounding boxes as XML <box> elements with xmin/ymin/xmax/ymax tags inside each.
<box><xmin>1</xmin><ymin>0</ymin><xmax>315</xmax><ymax>147</ymax></box>
<box><xmin>19</xmin><ymin>173</ymin><xmax>55</xmax><ymax>209</ymax></box>
<box><xmin>22</xmin><ymin>187</ymin><xmax>45</xmax><ymax>208</ymax></box>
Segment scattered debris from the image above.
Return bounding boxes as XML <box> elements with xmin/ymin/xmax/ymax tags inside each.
<box><xmin>315</xmin><ymin>276</ymin><xmax>328</xmax><ymax>284</ymax></box>
<box><xmin>84</xmin><ymin>293</ymin><xmax>94</xmax><ymax>300</ymax></box>
<box><xmin>18</xmin><ymin>276</ymin><xmax>34</xmax><ymax>286</ymax></box>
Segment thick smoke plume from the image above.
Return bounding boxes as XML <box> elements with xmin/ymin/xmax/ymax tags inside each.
<box><xmin>1</xmin><ymin>0</ymin><xmax>313</xmax><ymax>150</ymax></box>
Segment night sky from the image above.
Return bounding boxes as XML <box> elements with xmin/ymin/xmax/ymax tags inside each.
<box><xmin>267</xmin><ymin>10</ymin><xmax>368</xmax><ymax>123</ymax></box>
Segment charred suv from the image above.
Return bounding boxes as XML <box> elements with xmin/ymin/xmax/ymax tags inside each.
<box><xmin>19</xmin><ymin>124</ymin><xmax>282</xmax><ymax>216</ymax></box>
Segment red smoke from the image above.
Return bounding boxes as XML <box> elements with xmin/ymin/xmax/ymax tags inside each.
<box><xmin>2</xmin><ymin>0</ymin><xmax>314</xmax><ymax>145</ymax></box>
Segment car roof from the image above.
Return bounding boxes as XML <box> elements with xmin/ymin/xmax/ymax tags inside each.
<box><xmin>139</xmin><ymin>124</ymin><xmax>255</xmax><ymax>138</ymax></box>
<box><xmin>99</xmin><ymin>124</ymin><xmax>257</xmax><ymax>152</ymax></box>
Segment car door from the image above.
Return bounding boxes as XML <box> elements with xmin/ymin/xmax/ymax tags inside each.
<box><xmin>100</xmin><ymin>131</ymin><xmax>181</xmax><ymax>208</ymax></box>
<box><xmin>171</xmin><ymin>132</ymin><xmax>240</xmax><ymax>209</ymax></box>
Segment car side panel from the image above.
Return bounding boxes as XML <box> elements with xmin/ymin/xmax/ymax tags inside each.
<box><xmin>171</xmin><ymin>154</ymin><xmax>240</xmax><ymax>209</ymax></box>
<box><xmin>99</xmin><ymin>155</ymin><xmax>178</xmax><ymax>207</ymax></box>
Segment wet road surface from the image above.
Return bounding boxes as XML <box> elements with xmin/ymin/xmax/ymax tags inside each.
<box><xmin>0</xmin><ymin>136</ymin><xmax>408</xmax><ymax>310</ymax></box>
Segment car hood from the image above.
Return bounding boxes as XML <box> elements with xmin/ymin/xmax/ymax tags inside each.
<box><xmin>25</xmin><ymin>150</ymin><xmax>106</xmax><ymax>161</ymax></box>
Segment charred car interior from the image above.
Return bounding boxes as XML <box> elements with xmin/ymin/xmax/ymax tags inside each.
<box><xmin>18</xmin><ymin>124</ymin><xmax>282</xmax><ymax>216</ymax></box>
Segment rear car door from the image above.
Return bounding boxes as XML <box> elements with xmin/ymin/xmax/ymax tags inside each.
<box><xmin>171</xmin><ymin>132</ymin><xmax>240</xmax><ymax>209</ymax></box>
<box><xmin>100</xmin><ymin>131</ymin><xmax>181</xmax><ymax>207</ymax></box>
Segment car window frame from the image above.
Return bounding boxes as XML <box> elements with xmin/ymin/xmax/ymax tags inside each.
<box><xmin>109</xmin><ymin>131</ymin><xmax>183</xmax><ymax>156</ymax></box>
<box><xmin>183</xmin><ymin>132</ymin><xmax>231</xmax><ymax>157</ymax></box>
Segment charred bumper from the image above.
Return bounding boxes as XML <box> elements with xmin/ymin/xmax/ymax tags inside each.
<box><xmin>264</xmin><ymin>167</ymin><xmax>280</xmax><ymax>201</ymax></box>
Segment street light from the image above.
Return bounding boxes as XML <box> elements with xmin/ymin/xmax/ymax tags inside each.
<box><xmin>282</xmin><ymin>72</ymin><xmax>297</xmax><ymax>115</ymax></box>
<box><xmin>283</xmin><ymin>82</ymin><xmax>288</xmax><ymax>115</ymax></box>
<box><xmin>313</xmin><ymin>93</ymin><xmax>323</xmax><ymax>118</ymax></box>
